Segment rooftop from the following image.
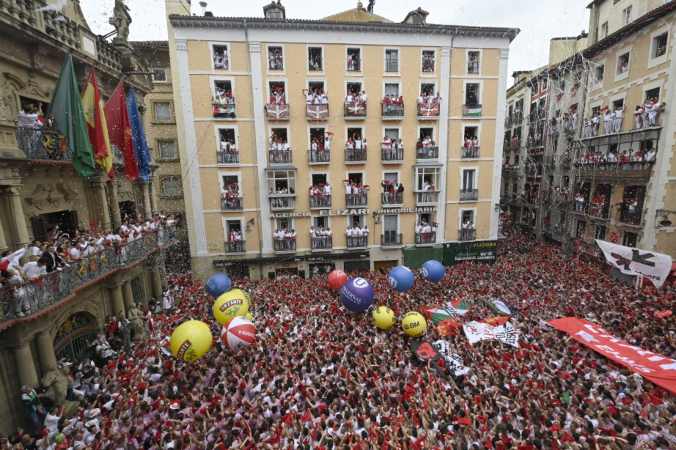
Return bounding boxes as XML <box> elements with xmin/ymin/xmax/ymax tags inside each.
<box><xmin>322</xmin><ymin>5</ymin><xmax>392</xmax><ymax>23</ymax></box>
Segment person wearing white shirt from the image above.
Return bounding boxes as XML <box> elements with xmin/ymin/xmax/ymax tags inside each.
<box><xmin>23</xmin><ymin>258</ymin><xmax>47</xmax><ymax>281</ymax></box>
<box><xmin>323</xmin><ymin>184</ymin><xmax>331</xmax><ymax>195</ymax></box>
<box><xmin>613</xmin><ymin>107</ymin><xmax>623</xmax><ymax>132</ymax></box>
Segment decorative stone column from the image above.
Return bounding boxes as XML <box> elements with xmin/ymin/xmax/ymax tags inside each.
<box><xmin>108</xmin><ymin>180</ymin><xmax>122</xmax><ymax>230</ymax></box>
<box><xmin>141</xmin><ymin>181</ymin><xmax>152</xmax><ymax>220</ymax></box>
<box><xmin>0</xmin><ymin>216</ymin><xmax>7</xmax><ymax>251</ymax></box>
<box><xmin>15</xmin><ymin>341</ymin><xmax>38</xmax><ymax>388</ymax></box>
<box><xmin>151</xmin><ymin>270</ymin><xmax>163</xmax><ymax>300</ymax></box>
<box><xmin>109</xmin><ymin>283</ymin><xmax>126</xmax><ymax>318</ymax></box>
<box><xmin>36</xmin><ymin>331</ymin><xmax>57</xmax><ymax>373</ymax></box>
<box><xmin>123</xmin><ymin>280</ymin><xmax>135</xmax><ymax>310</ymax></box>
<box><xmin>90</xmin><ymin>177</ymin><xmax>112</xmax><ymax>232</ymax></box>
<box><xmin>7</xmin><ymin>186</ymin><xmax>30</xmax><ymax>246</ymax></box>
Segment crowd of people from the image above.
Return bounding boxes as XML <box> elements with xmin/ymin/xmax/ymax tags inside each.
<box><xmin>575</xmin><ymin>146</ymin><xmax>656</xmax><ymax>167</ymax></box>
<box><xmin>5</xmin><ymin>229</ymin><xmax>676</xmax><ymax>449</ymax></box>
<box><xmin>581</xmin><ymin>99</ymin><xmax>664</xmax><ymax>138</ymax></box>
<box><xmin>415</xmin><ymin>220</ymin><xmax>438</xmax><ymax>244</ymax></box>
<box><xmin>272</xmin><ymin>228</ymin><xmax>297</xmax><ymax>250</ymax></box>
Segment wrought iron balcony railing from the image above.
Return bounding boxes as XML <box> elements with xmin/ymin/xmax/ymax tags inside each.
<box><xmin>381</xmin><ymin>101</ymin><xmax>404</xmax><ymax>119</ymax></box>
<box><xmin>268</xmin><ymin>149</ymin><xmax>293</xmax><ymax>165</ymax></box>
<box><xmin>415</xmin><ymin>231</ymin><xmax>437</xmax><ymax>245</ymax></box>
<box><xmin>345</xmin><ymin>147</ymin><xmax>367</xmax><ymax>163</ymax></box>
<box><xmin>212</xmin><ymin>101</ymin><xmax>236</xmax><ymax>118</ymax></box>
<box><xmin>346</xmin><ymin>192</ymin><xmax>368</xmax><ymax>207</ymax></box>
<box><xmin>216</xmin><ymin>150</ymin><xmax>239</xmax><ymax>164</ymax></box>
<box><xmin>381</xmin><ymin>144</ymin><xmax>403</xmax><ymax>162</ymax></box>
<box><xmin>309</xmin><ymin>194</ymin><xmax>331</xmax><ymax>209</ymax></box>
<box><xmin>381</xmin><ymin>232</ymin><xmax>403</xmax><ymax>247</ymax></box>
<box><xmin>16</xmin><ymin>126</ymin><xmax>69</xmax><ymax>161</ymax></box>
<box><xmin>269</xmin><ymin>195</ymin><xmax>295</xmax><ymax>210</ymax></box>
<box><xmin>416</xmin><ymin>146</ymin><xmax>439</xmax><ymax>159</ymax></box>
<box><xmin>311</xmin><ymin>236</ymin><xmax>333</xmax><ymax>251</ymax></box>
<box><xmin>415</xmin><ymin>191</ymin><xmax>439</xmax><ymax>205</ymax></box>
<box><xmin>221</xmin><ymin>195</ymin><xmax>243</xmax><ymax>210</ymax></box>
<box><xmin>346</xmin><ymin>235</ymin><xmax>368</xmax><ymax>249</ymax></box>
<box><xmin>461</xmin><ymin>146</ymin><xmax>480</xmax><ymax>159</ymax></box>
<box><xmin>458</xmin><ymin>228</ymin><xmax>476</xmax><ymax>241</ymax></box>
<box><xmin>308</xmin><ymin>149</ymin><xmax>330</xmax><ymax>164</ymax></box>
<box><xmin>381</xmin><ymin>191</ymin><xmax>403</xmax><ymax>205</ymax></box>
<box><xmin>273</xmin><ymin>237</ymin><xmax>296</xmax><ymax>252</ymax></box>
<box><xmin>460</xmin><ymin>189</ymin><xmax>479</xmax><ymax>201</ymax></box>
<box><xmin>225</xmin><ymin>240</ymin><xmax>246</xmax><ymax>254</ymax></box>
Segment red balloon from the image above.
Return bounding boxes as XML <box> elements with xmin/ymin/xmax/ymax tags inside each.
<box><xmin>327</xmin><ymin>270</ymin><xmax>348</xmax><ymax>290</ymax></box>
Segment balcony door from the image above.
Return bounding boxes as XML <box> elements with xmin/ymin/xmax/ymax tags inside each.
<box><xmin>383</xmin><ymin>214</ymin><xmax>398</xmax><ymax>243</ymax></box>
<box><xmin>462</xmin><ymin>169</ymin><xmax>476</xmax><ymax>191</ymax></box>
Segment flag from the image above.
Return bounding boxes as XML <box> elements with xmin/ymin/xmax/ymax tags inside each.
<box><xmin>596</xmin><ymin>240</ymin><xmax>672</xmax><ymax>288</ymax></box>
<box><xmin>422</xmin><ymin>306</ymin><xmax>455</xmax><ymax>324</ymax></box>
<box><xmin>105</xmin><ymin>82</ymin><xmax>138</xmax><ymax>180</ymax></box>
<box><xmin>437</xmin><ymin>319</ymin><xmax>461</xmax><ymax>337</ymax></box>
<box><xmin>126</xmin><ymin>88</ymin><xmax>151</xmax><ymax>182</ymax></box>
<box><xmin>411</xmin><ymin>341</ymin><xmax>439</xmax><ymax>362</ymax></box>
<box><xmin>432</xmin><ymin>340</ymin><xmax>470</xmax><ymax>376</ymax></box>
<box><xmin>463</xmin><ymin>321</ymin><xmax>519</xmax><ymax>348</ymax></box>
<box><xmin>448</xmin><ymin>298</ymin><xmax>470</xmax><ymax>316</ymax></box>
<box><xmin>490</xmin><ymin>298</ymin><xmax>512</xmax><ymax>315</ymax></box>
<box><xmin>81</xmin><ymin>70</ymin><xmax>113</xmax><ymax>177</ymax></box>
<box><xmin>483</xmin><ymin>316</ymin><xmax>510</xmax><ymax>326</ymax></box>
<box><xmin>48</xmin><ymin>54</ymin><xmax>96</xmax><ymax>178</ymax></box>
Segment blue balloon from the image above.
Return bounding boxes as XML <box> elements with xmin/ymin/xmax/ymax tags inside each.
<box><xmin>205</xmin><ymin>272</ymin><xmax>232</xmax><ymax>298</ymax></box>
<box><xmin>339</xmin><ymin>277</ymin><xmax>374</xmax><ymax>313</ymax></box>
<box><xmin>422</xmin><ymin>260</ymin><xmax>445</xmax><ymax>282</ymax></box>
<box><xmin>388</xmin><ymin>265</ymin><xmax>415</xmax><ymax>292</ymax></box>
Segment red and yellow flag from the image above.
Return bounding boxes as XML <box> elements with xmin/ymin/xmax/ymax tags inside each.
<box><xmin>81</xmin><ymin>69</ymin><xmax>113</xmax><ymax>177</ymax></box>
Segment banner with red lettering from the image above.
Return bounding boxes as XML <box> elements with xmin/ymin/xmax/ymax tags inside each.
<box><xmin>549</xmin><ymin>317</ymin><xmax>676</xmax><ymax>393</ymax></box>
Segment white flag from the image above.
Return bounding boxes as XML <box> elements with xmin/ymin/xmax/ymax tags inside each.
<box><xmin>463</xmin><ymin>321</ymin><xmax>519</xmax><ymax>348</ymax></box>
<box><xmin>432</xmin><ymin>340</ymin><xmax>471</xmax><ymax>376</ymax></box>
<box><xmin>595</xmin><ymin>240</ymin><xmax>672</xmax><ymax>288</ymax></box>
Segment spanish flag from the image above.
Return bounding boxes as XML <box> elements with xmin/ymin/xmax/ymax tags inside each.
<box><xmin>81</xmin><ymin>69</ymin><xmax>113</xmax><ymax>177</ymax></box>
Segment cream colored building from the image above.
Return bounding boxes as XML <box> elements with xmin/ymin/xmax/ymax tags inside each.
<box><xmin>166</xmin><ymin>0</ymin><xmax>518</xmax><ymax>278</ymax></box>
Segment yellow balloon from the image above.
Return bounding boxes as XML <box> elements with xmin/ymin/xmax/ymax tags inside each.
<box><xmin>213</xmin><ymin>289</ymin><xmax>250</xmax><ymax>325</ymax></box>
<box><xmin>372</xmin><ymin>306</ymin><xmax>396</xmax><ymax>330</ymax></box>
<box><xmin>170</xmin><ymin>320</ymin><xmax>213</xmax><ymax>362</ymax></box>
<box><xmin>401</xmin><ymin>311</ymin><xmax>427</xmax><ymax>337</ymax></box>
<box><xmin>245</xmin><ymin>312</ymin><xmax>253</xmax><ymax>321</ymax></box>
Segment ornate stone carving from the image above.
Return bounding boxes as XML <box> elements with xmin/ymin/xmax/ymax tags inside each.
<box><xmin>0</xmin><ymin>74</ymin><xmax>19</xmax><ymax>123</ymax></box>
<box><xmin>126</xmin><ymin>306</ymin><xmax>147</xmax><ymax>341</ymax></box>
<box><xmin>41</xmin><ymin>367</ymin><xmax>69</xmax><ymax>406</ymax></box>
<box><xmin>109</xmin><ymin>0</ymin><xmax>132</xmax><ymax>45</ymax></box>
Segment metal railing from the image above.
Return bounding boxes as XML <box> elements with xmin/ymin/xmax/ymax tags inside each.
<box><xmin>416</xmin><ymin>146</ymin><xmax>439</xmax><ymax>159</ymax></box>
<box><xmin>273</xmin><ymin>237</ymin><xmax>296</xmax><ymax>252</ymax></box>
<box><xmin>269</xmin><ymin>195</ymin><xmax>295</xmax><ymax>210</ymax></box>
<box><xmin>381</xmin><ymin>144</ymin><xmax>403</xmax><ymax>162</ymax></box>
<box><xmin>265</xmin><ymin>103</ymin><xmax>290</xmax><ymax>120</ymax></box>
<box><xmin>381</xmin><ymin>191</ymin><xmax>403</xmax><ymax>205</ymax></box>
<box><xmin>381</xmin><ymin>101</ymin><xmax>404</xmax><ymax>118</ymax></box>
<box><xmin>308</xmin><ymin>149</ymin><xmax>330</xmax><ymax>164</ymax></box>
<box><xmin>311</xmin><ymin>236</ymin><xmax>333</xmax><ymax>251</ymax></box>
<box><xmin>346</xmin><ymin>235</ymin><xmax>368</xmax><ymax>249</ymax></box>
<box><xmin>417</xmin><ymin>102</ymin><xmax>440</xmax><ymax>119</ymax></box>
<box><xmin>415</xmin><ymin>191</ymin><xmax>439</xmax><ymax>204</ymax></box>
<box><xmin>345</xmin><ymin>147</ymin><xmax>367</xmax><ymax>162</ymax></box>
<box><xmin>619</xmin><ymin>206</ymin><xmax>643</xmax><ymax>225</ymax></box>
<box><xmin>212</xmin><ymin>101</ymin><xmax>236</xmax><ymax>118</ymax></box>
<box><xmin>461</xmin><ymin>146</ymin><xmax>480</xmax><ymax>159</ymax></box>
<box><xmin>221</xmin><ymin>195</ymin><xmax>242</xmax><ymax>210</ymax></box>
<box><xmin>16</xmin><ymin>126</ymin><xmax>70</xmax><ymax>160</ymax></box>
<box><xmin>381</xmin><ymin>233</ymin><xmax>403</xmax><ymax>246</ymax></box>
<box><xmin>225</xmin><ymin>241</ymin><xmax>245</xmax><ymax>253</ymax></box>
<box><xmin>217</xmin><ymin>150</ymin><xmax>239</xmax><ymax>164</ymax></box>
<box><xmin>415</xmin><ymin>231</ymin><xmax>437</xmax><ymax>245</ymax></box>
<box><xmin>346</xmin><ymin>192</ymin><xmax>368</xmax><ymax>207</ymax></box>
<box><xmin>309</xmin><ymin>194</ymin><xmax>331</xmax><ymax>209</ymax></box>
<box><xmin>344</xmin><ymin>101</ymin><xmax>367</xmax><ymax>118</ymax></box>
<box><xmin>460</xmin><ymin>189</ymin><xmax>479</xmax><ymax>201</ymax></box>
<box><xmin>1</xmin><ymin>231</ymin><xmax>174</xmax><ymax>323</ymax></box>
<box><xmin>306</xmin><ymin>104</ymin><xmax>329</xmax><ymax>121</ymax></box>
<box><xmin>458</xmin><ymin>228</ymin><xmax>476</xmax><ymax>241</ymax></box>
<box><xmin>463</xmin><ymin>104</ymin><xmax>482</xmax><ymax>117</ymax></box>
<box><xmin>268</xmin><ymin>149</ymin><xmax>293</xmax><ymax>165</ymax></box>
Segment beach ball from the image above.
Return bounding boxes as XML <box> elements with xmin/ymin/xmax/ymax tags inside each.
<box><xmin>223</xmin><ymin>317</ymin><xmax>256</xmax><ymax>350</ymax></box>
<box><xmin>422</xmin><ymin>260</ymin><xmax>445</xmax><ymax>282</ymax></box>
<box><xmin>401</xmin><ymin>312</ymin><xmax>427</xmax><ymax>337</ymax></box>
<box><xmin>206</xmin><ymin>272</ymin><xmax>232</xmax><ymax>298</ymax></box>
<box><xmin>339</xmin><ymin>277</ymin><xmax>374</xmax><ymax>313</ymax></box>
<box><xmin>372</xmin><ymin>306</ymin><xmax>396</xmax><ymax>330</ymax></box>
<box><xmin>327</xmin><ymin>270</ymin><xmax>349</xmax><ymax>290</ymax></box>
<box><xmin>213</xmin><ymin>289</ymin><xmax>250</xmax><ymax>325</ymax></box>
<box><xmin>388</xmin><ymin>265</ymin><xmax>415</xmax><ymax>292</ymax></box>
<box><xmin>170</xmin><ymin>320</ymin><xmax>213</xmax><ymax>362</ymax></box>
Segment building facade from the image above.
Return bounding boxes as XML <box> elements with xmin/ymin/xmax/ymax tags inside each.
<box><xmin>0</xmin><ymin>1</ymin><xmax>168</xmax><ymax>432</ymax></box>
<box><xmin>166</xmin><ymin>0</ymin><xmax>518</xmax><ymax>279</ymax></box>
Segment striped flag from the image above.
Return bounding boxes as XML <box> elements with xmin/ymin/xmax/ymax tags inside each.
<box><xmin>447</xmin><ymin>298</ymin><xmax>471</xmax><ymax>316</ymax></box>
<box><xmin>422</xmin><ymin>306</ymin><xmax>456</xmax><ymax>324</ymax></box>
<box><xmin>81</xmin><ymin>69</ymin><xmax>113</xmax><ymax>177</ymax></box>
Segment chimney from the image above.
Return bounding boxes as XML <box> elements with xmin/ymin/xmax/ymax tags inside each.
<box><xmin>403</xmin><ymin>7</ymin><xmax>429</xmax><ymax>25</ymax></box>
<box><xmin>198</xmin><ymin>1</ymin><xmax>207</xmax><ymax>15</ymax></box>
<box><xmin>263</xmin><ymin>0</ymin><xmax>285</xmax><ymax>20</ymax></box>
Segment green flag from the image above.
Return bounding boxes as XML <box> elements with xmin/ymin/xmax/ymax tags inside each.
<box><xmin>48</xmin><ymin>54</ymin><xmax>96</xmax><ymax>178</ymax></box>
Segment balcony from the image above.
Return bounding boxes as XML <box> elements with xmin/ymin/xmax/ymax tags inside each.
<box><xmin>225</xmin><ymin>240</ymin><xmax>246</xmax><ymax>254</ymax></box>
<box><xmin>417</xmin><ymin>101</ymin><xmax>440</xmax><ymax>120</ymax></box>
<box><xmin>381</xmin><ymin>232</ymin><xmax>403</xmax><ymax>247</ymax></box>
<box><xmin>381</xmin><ymin>144</ymin><xmax>403</xmax><ymax>163</ymax></box>
<box><xmin>309</xmin><ymin>193</ymin><xmax>331</xmax><ymax>209</ymax></box>
<box><xmin>575</xmin><ymin>161</ymin><xmax>655</xmax><ymax>181</ymax></box>
<box><xmin>221</xmin><ymin>194</ymin><xmax>243</xmax><ymax>211</ymax></box>
<box><xmin>416</xmin><ymin>145</ymin><xmax>439</xmax><ymax>160</ymax></box>
<box><xmin>16</xmin><ymin>126</ymin><xmax>70</xmax><ymax>160</ymax></box>
<box><xmin>344</xmin><ymin>100</ymin><xmax>367</xmax><ymax>119</ymax></box>
<box><xmin>269</xmin><ymin>194</ymin><xmax>295</xmax><ymax>210</ymax></box>
<box><xmin>458</xmin><ymin>228</ymin><xmax>476</xmax><ymax>241</ymax></box>
<box><xmin>346</xmin><ymin>191</ymin><xmax>368</xmax><ymax>208</ymax></box>
<box><xmin>619</xmin><ymin>206</ymin><xmax>643</xmax><ymax>226</ymax></box>
<box><xmin>212</xmin><ymin>101</ymin><xmax>236</xmax><ymax>119</ymax></box>
<box><xmin>0</xmin><ymin>232</ymin><xmax>174</xmax><ymax>323</ymax></box>
<box><xmin>415</xmin><ymin>191</ymin><xmax>439</xmax><ymax>205</ymax></box>
<box><xmin>216</xmin><ymin>150</ymin><xmax>239</xmax><ymax>164</ymax></box>
<box><xmin>268</xmin><ymin>149</ymin><xmax>293</xmax><ymax>165</ymax></box>
<box><xmin>415</xmin><ymin>231</ymin><xmax>437</xmax><ymax>245</ymax></box>
<box><xmin>463</xmin><ymin>104</ymin><xmax>482</xmax><ymax>117</ymax></box>
<box><xmin>460</xmin><ymin>189</ymin><xmax>479</xmax><ymax>202</ymax></box>
<box><xmin>308</xmin><ymin>149</ymin><xmax>330</xmax><ymax>164</ymax></box>
<box><xmin>306</xmin><ymin>104</ymin><xmax>329</xmax><ymax>121</ymax></box>
<box><xmin>273</xmin><ymin>237</ymin><xmax>296</xmax><ymax>253</ymax></box>
<box><xmin>265</xmin><ymin>103</ymin><xmax>290</xmax><ymax>121</ymax></box>
<box><xmin>381</xmin><ymin>100</ymin><xmax>404</xmax><ymax>120</ymax></box>
<box><xmin>461</xmin><ymin>146</ymin><xmax>480</xmax><ymax>159</ymax></box>
<box><xmin>381</xmin><ymin>191</ymin><xmax>403</xmax><ymax>206</ymax></box>
<box><xmin>346</xmin><ymin>235</ymin><xmax>368</xmax><ymax>249</ymax></box>
<box><xmin>311</xmin><ymin>235</ymin><xmax>333</xmax><ymax>251</ymax></box>
<box><xmin>345</xmin><ymin>147</ymin><xmax>367</xmax><ymax>163</ymax></box>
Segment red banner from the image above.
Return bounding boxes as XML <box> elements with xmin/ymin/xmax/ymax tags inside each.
<box><xmin>549</xmin><ymin>317</ymin><xmax>676</xmax><ymax>394</ymax></box>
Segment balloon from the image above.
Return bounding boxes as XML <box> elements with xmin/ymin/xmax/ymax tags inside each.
<box><xmin>170</xmin><ymin>320</ymin><xmax>213</xmax><ymax>362</ymax></box>
<box><xmin>205</xmin><ymin>272</ymin><xmax>232</xmax><ymax>298</ymax></box>
<box><xmin>327</xmin><ymin>270</ymin><xmax>349</xmax><ymax>290</ymax></box>
<box><xmin>422</xmin><ymin>260</ymin><xmax>445</xmax><ymax>282</ymax></box>
<box><xmin>245</xmin><ymin>312</ymin><xmax>254</xmax><ymax>321</ymax></box>
<box><xmin>372</xmin><ymin>306</ymin><xmax>396</xmax><ymax>330</ymax></box>
<box><xmin>339</xmin><ymin>277</ymin><xmax>374</xmax><ymax>313</ymax></box>
<box><xmin>223</xmin><ymin>317</ymin><xmax>256</xmax><ymax>350</ymax></box>
<box><xmin>388</xmin><ymin>265</ymin><xmax>415</xmax><ymax>292</ymax></box>
<box><xmin>213</xmin><ymin>289</ymin><xmax>250</xmax><ymax>325</ymax></box>
<box><xmin>401</xmin><ymin>312</ymin><xmax>427</xmax><ymax>337</ymax></box>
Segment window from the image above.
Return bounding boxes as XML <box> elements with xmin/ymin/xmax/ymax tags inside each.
<box><xmin>622</xmin><ymin>6</ymin><xmax>632</xmax><ymax>25</ymax></box>
<box><xmin>384</xmin><ymin>83</ymin><xmax>400</xmax><ymax>97</ymax></box>
<box><xmin>313</xmin><ymin>216</ymin><xmax>329</xmax><ymax>229</ymax></box>
<box><xmin>275</xmin><ymin>217</ymin><xmax>293</xmax><ymax>231</ymax></box>
<box><xmin>652</xmin><ymin>32</ymin><xmax>668</xmax><ymax>58</ymax></box>
<box><xmin>645</xmin><ymin>87</ymin><xmax>660</xmax><ymax>102</ymax></box>
<box><xmin>616</xmin><ymin>52</ymin><xmax>630</xmax><ymax>75</ymax></box>
<box><xmin>346</xmin><ymin>82</ymin><xmax>362</xmax><ymax>96</ymax></box>
<box><xmin>595</xmin><ymin>224</ymin><xmax>607</xmax><ymax>240</ymax></box>
<box><xmin>270</xmin><ymin>128</ymin><xmax>288</xmax><ymax>144</ymax></box>
<box><xmin>268</xmin><ymin>81</ymin><xmax>286</xmax><ymax>102</ymax></box>
<box><xmin>218</xmin><ymin>128</ymin><xmax>236</xmax><ymax>148</ymax></box>
<box><xmin>601</xmin><ymin>22</ymin><xmax>608</xmax><ymax>38</ymax></box>
<box><xmin>212</xmin><ymin>44</ymin><xmax>229</xmax><ymax>70</ymax></box>
<box><xmin>347</xmin><ymin>127</ymin><xmax>363</xmax><ymax>141</ymax></box>
<box><xmin>385</xmin><ymin>49</ymin><xmax>399</xmax><ymax>73</ymax></box>
<box><xmin>462</xmin><ymin>169</ymin><xmax>476</xmax><ymax>191</ymax></box>
<box><xmin>311</xmin><ymin>173</ymin><xmax>328</xmax><ymax>186</ymax></box>
<box><xmin>461</xmin><ymin>210</ymin><xmax>475</xmax><ymax>226</ymax></box>
<box><xmin>383</xmin><ymin>214</ymin><xmax>398</xmax><ymax>238</ymax></box>
<box><xmin>465</xmin><ymin>83</ymin><xmax>480</xmax><ymax>106</ymax></box>
<box><xmin>421</xmin><ymin>50</ymin><xmax>435</xmax><ymax>73</ymax></box>
<box><xmin>594</xmin><ymin>65</ymin><xmax>604</xmax><ymax>84</ymax></box>
<box><xmin>420</xmin><ymin>83</ymin><xmax>436</xmax><ymax>96</ymax></box>
<box><xmin>267</xmin><ymin>170</ymin><xmax>295</xmax><ymax>194</ymax></box>
<box><xmin>383</xmin><ymin>172</ymin><xmax>398</xmax><ymax>184</ymax></box>
<box><xmin>419</xmin><ymin>127</ymin><xmax>434</xmax><ymax>142</ymax></box>
<box><xmin>153</xmin><ymin>102</ymin><xmax>173</xmax><ymax>122</ymax></box>
<box><xmin>151</xmin><ymin>68</ymin><xmax>167</xmax><ymax>82</ymax></box>
<box><xmin>226</xmin><ymin>219</ymin><xmax>242</xmax><ymax>236</ymax></box>
<box><xmin>622</xmin><ymin>231</ymin><xmax>637</xmax><ymax>247</ymax></box>
<box><xmin>384</xmin><ymin>128</ymin><xmax>399</xmax><ymax>140</ymax></box>
<box><xmin>221</xmin><ymin>175</ymin><xmax>239</xmax><ymax>192</ymax></box>
<box><xmin>213</xmin><ymin>80</ymin><xmax>233</xmax><ymax>100</ymax></box>
<box><xmin>157</xmin><ymin>139</ymin><xmax>177</xmax><ymax>160</ymax></box>
<box><xmin>308</xmin><ymin>47</ymin><xmax>323</xmax><ymax>72</ymax></box>
<box><xmin>467</xmin><ymin>51</ymin><xmax>480</xmax><ymax>74</ymax></box>
<box><xmin>160</xmin><ymin>176</ymin><xmax>182</xmax><ymax>198</ymax></box>
<box><xmin>347</xmin><ymin>48</ymin><xmax>361</xmax><ymax>72</ymax></box>
<box><xmin>268</xmin><ymin>46</ymin><xmax>284</xmax><ymax>71</ymax></box>
<box><xmin>415</xmin><ymin>167</ymin><xmax>440</xmax><ymax>191</ymax></box>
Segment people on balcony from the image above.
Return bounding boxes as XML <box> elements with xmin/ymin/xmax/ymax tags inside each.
<box><xmin>219</xmin><ymin>138</ymin><xmax>237</xmax><ymax>156</ymax></box>
<box><xmin>576</xmin><ymin>146</ymin><xmax>656</xmax><ymax>167</ymax></box>
<box><xmin>268</xmin><ymin>87</ymin><xmax>286</xmax><ymax>106</ymax></box>
<box><xmin>574</xmin><ymin>192</ymin><xmax>586</xmax><ymax>212</ymax></box>
<box><xmin>213</xmin><ymin>87</ymin><xmax>234</xmax><ymax>107</ymax></box>
<box><xmin>273</xmin><ymin>228</ymin><xmax>296</xmax><ymax>250</ymax></box>
<box><xmin>415</xmin><ymin>220</ymin><xmax>437</xmax><ymax>243</ymax></box>
<box><xmin>344</xmin><ymin>180</ymin><xmax>368</xmax><ymax>199</ymax></box>
<box><xmin>381</xmin><ymin>179</ymin><xmax>404</xmax><ymax>201</ymax></box>
<box><xmin>381</xmin><ymin>136</ymin><xmax>403</xmax><ymax>160</ymax></box>
<box><xmin>269</xmin><ymin>133</ymin><xmax>290</xmax><ymax>163</ymax></box>
<box><xmin>345</xmin><ymin>90</ymin><xmax>367</xmax><ymax>115</ymax></box>
<box><xmin>228</xmin><ymin>229</ymin><xmax>243</xmax><ymax>245</ymax></box>
<box><xmin>268</xmin><ymin>47</ymin><xmax>283</xmax><ymax>71</ymax></box>
<box><xmin>310</xmin><ymin>227</ymin><xmax>332</xmax><ymax>250</ymax></box>
<box><xmin>221</xmin><ymin>182</ymin><xmax>241</xmax><ymax>209</ymax></box>
<box><xmin>303</xmin><ymin>88</ymin><xmax>328</xmax><ymax>105</ymax></box>
<box><xmin>416</xmin><ymin>135</ymin><xmax>437</xmax><ymax>158</ymax></box>
<box><xmin>345</xmin><ymin>133</ymin><xmax>367</xmax><ymax>157</ymax></box>
<box><xmin>463</xmin><ymin>136</ymin><xmax>479</xmax><ymax>157</ymax></box>
<box><xmin>213</xmin><ymin>47</ymin><xmax>229</xmax><ymax>69</ymax></box>
<box><xmin>309</xmin><ymin>183</ymin><xmax>331</xmax><ymax>202</ymax></box>
<box><xmin>416</xmin><ymin>92</ymin><xmax>440</xmax><ymax>116</ymax></box>
<box><xmin>382</xmin><ymin>94</ymin><xmax>404</xmax><ymax>115</ymax></box>
<box><xmin>634</xmin><ymin>98</ymin><xmax>664</xmax><ymax>129</ymax></box>
<box><xmin>346</xmin><ymin>225</ymin><xmax>369</xmax><ymax>238</ymax></box>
